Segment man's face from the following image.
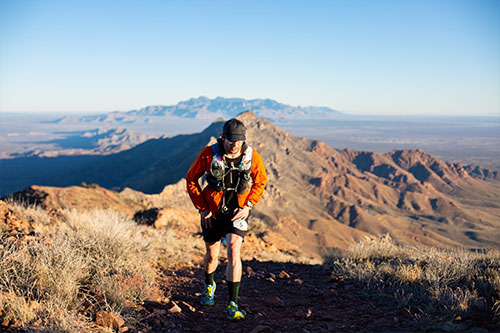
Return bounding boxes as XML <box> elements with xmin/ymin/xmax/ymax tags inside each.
<box><xmin>223</xmin><ymin>137</ymin><xmax>244</xmax><ymax>155</ymax></box>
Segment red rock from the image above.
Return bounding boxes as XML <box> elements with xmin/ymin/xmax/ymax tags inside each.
<box><xmin>168</xmin><ymin>302</ymin><xmax>182</xmax><ymax>313</ymax></box>
<box><xmin>294</xmin><ymin>278</ymin><xmax>304</xmax><ymax>285</ymax></box>
<box><xmin>271</xmin><ymin>296</ymin><xmax>284</xmax><ymax>307</ymax></box>
<box><xmin>181</xmin><ymin>301</ymin><xmax>196</xmax><ymax>312</ymax></box>
<box><xmin>96</xmin><ymin>310</ymin><xmax>125</xmax><ymax>330</ymax></box>
<box><xmin>278</xmin><ymin>271</ymin><xmax>290</xmax><ymax>279</ymax></box>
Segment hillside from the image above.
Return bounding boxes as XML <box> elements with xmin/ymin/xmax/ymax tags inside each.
<box><xmin>4</xmin><ymin>111</ymin><xmax>500</xmax><ymax>260</ymax></box>
<box><xmin>233</xmin><ymin>112</ymin><xmax>500</xmax><ymax>256</ymax></box>
<box><xmin>0</xmin><ymin>120</ymin><xmax>224</xmax><ymax>195</ymax></box>
<box><xmin>1</xmin><ymin>199</ymin><xmax>498</xmax><ymax>332</ymax></box>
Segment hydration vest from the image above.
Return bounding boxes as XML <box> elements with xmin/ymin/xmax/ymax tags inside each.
<box><xmin>207</xmin><ymin>140</ymin><xmax>253</xmax><ymax>195</ymax></box>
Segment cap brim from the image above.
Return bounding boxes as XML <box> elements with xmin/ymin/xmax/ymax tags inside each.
<box><xmin>225</xmin><ymin>134</ymin><xmax>246</xmax><ymax>141</ymax></box>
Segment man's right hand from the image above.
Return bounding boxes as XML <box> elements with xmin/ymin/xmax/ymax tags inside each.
<box><xmin>200</xmin><ymin>209</ymin><xmax>213</xmax><ymax>228</ymax></box>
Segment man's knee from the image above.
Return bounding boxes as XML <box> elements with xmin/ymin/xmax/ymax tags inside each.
<box><xmin>205</xmin><ymin>243</ymin><xmax>220</xmax><ymax>261</ymax></box>
<box><xmin>227</xmin><ymin>236</ymin><xmax>242</xmax><ymax>261</ymax></box>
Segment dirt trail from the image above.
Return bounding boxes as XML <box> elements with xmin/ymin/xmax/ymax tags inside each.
<box><xmin>141</xmin><ymin>259</ymin><xmax>419</xmax><ymax>332</ymax></box>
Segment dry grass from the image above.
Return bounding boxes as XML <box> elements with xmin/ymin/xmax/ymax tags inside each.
<box><xmin>0</xmin><ymin>202</ymin><xmax>193</xmax><ymax>331</ymax></box>
<box><xmin>325</xmin><ymin>234</ymin><xmax>500</xmax><ymax>330</ymax></box>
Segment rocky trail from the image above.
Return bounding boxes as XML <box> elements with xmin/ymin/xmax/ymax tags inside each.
<box><xmin>138</xmin><ymin>259</ymin><xmax>421</xmax><ymax>333</ymax></box>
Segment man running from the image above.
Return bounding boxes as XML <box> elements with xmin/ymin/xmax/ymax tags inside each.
<box><xmin>186</xmin><ymin>118</ymin><xmax>267</xmax><ymax>320</ymax></box>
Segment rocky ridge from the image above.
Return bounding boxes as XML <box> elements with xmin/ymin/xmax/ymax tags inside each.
<box><xmin>4</xmin><ymin>111</ymin><xmax>500</xmax><ymax>259</ymax></box>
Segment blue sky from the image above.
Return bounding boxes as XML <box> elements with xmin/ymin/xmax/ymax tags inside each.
<box><xmin>1</xmin><ymin>0</ymin><xmax>499</xmax><ymax>115</ymax></box>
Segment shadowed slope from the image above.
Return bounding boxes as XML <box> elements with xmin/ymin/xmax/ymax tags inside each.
<box><xmin>0</xmin><ymin>120</ymin><xmax>224</xmax><ymax>195</ymax></box>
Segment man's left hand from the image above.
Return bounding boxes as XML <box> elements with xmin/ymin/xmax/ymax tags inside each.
<box><xmin>232</xmin><ymin>206</ymin><xmax>250</xmax><ymax>221</ymax></box>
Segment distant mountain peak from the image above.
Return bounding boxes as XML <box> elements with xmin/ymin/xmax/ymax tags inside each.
<box><xmin>58</xmin><ymin>97</ymin><xmax>343</xmax><ymax>124</ymax></box>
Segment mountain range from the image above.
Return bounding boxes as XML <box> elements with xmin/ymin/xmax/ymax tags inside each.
<box><xmin>54</xmin><ymin>96</ymin><xmax>342</xmax><ymax>124</ymax></box>
<box><xmin>4</xmin><ymin>112</ymin><xmax>499</xmax><ymax>259</ymax></box>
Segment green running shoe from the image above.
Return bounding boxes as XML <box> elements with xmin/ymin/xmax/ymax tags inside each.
<box><xmin>227</xmin><ymin>301</ymin><xmax>245</xmax><ymax>320</ymax></box>
<box><xmin>200</xmin><ymin>282</ymin><xmax>216</xmax><ymax>305</ymax></box>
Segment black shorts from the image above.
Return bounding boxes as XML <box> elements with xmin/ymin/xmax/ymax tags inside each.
<box><xmin>201</xmin><ymin>211</ymin><xmax>248</xmax><ymax>244</ymax></box>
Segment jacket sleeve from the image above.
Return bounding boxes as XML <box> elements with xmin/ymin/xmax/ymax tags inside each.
<box><xmin>246</xmin><ymin>149</ymin><xmax>267</xmax><ymax>206</ymax></box>
<box><xmin>186</xmin><ymin>146</ymin><xmax>211</xmax><ymax>211</ymax></box>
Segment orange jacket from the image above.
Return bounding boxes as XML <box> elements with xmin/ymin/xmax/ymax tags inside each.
<box><xmin>186</xmin><ymin>144</ymin><xmax>267</xmax><ymax>214</ymax></box>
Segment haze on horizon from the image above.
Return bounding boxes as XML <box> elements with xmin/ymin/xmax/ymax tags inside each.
<box><xmin>0</xmin><ymin>0</ymin><xmax>499</xmax><ymax>116</ymax></box>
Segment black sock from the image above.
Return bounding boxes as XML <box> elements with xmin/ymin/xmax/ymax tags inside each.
<box><xmin>205</xmin><ymin>272</ymin><xmax>215</xmax><ymax>286</ymax></box>
<box><xmin>227</xmin><ymin>281</ymin><xmax>240</xmax><ymax>304</ymax></box>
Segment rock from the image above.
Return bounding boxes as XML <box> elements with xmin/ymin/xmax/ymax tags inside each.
<box><xmin>294</xmin><ymin>278</ymin><xmax>304</xmax><ymax>286</ymax></box>
<box><xmin>0</xmin><ymin>201</ymin><xmax>33</xmax><ymax>235</ymax></box>
<box><xmin>168</xmin><ymin>302</ymin><xmax>182</xmax><ymax>313</ymax></box>
<box><xmin>269</xmin><ymin>273</ymin><xmax>276</xmax><ymax>279</ymax></box>
<box><xmin>250</xmin><ymin>325</ymin><xmax>271</xmax><ymax>333</ymax></box>
<box><xmin>96</xmin><ymin>311</ymin><xmax>125</xmax><ymax>330</ymax></box>
<box><xmin>294</xmin><ymin>309</ymin><xmax>304</xmax><ymax>318</ymax></box>
<box><xmin>240</xmin><ymin>304</ymin><xmax>251</xmax><ymax>314</ymax></box>
<box><xmin>181</xmin><ymin>301</ymin><xmax>196</xmax><ymax>312</ymax></box>
<box><xmin>278</xmin><ymin>271</ymin><xmax>290</xmax><ymax>279</ymax></box>
<box><xmin>271</xmin><ymin>296</ymin><xmax>284</xmax><ymax>307</ymax></box>
<box><xmin>330</xmin><ymin>274</ymin><xmax>340</xmax><ymax>282</ymax></box>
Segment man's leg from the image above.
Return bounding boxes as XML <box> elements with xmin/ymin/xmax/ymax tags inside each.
<box><xmin>226</xmin><ymin>233</ymin><xmax>243</xmax><ymax>283</ymax></box>
<box><xmin>225</xmin><ymin>233</ymin><xmax>245</xmax><ymax>320</ymax></box>
<box><xmin>201</xmin><ymin>241</ymin><xmax>220</xmax><ymax>305</ymax></box>
<box><xmin>204</xmin><ymin>241</ymin><xmax>221</xmax><ymax>276</ymax></box>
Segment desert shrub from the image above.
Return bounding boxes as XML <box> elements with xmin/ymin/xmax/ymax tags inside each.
<box><xmin>62</xmin><ymin>209</ymin><xmax>158</xmax><ymax>312</ymax></box>
<box><xmin>326</xmin><ymin>234</ymin><xmax>500</xmax><ymax>329</ymax></box>
<box><xmin>250</xmin><ymin>217</ymin><xmax>268</xmax><ymax>236</ymax></box>
<box><xmin>5</xmin><ymin>199</ymin><xmax>58</xmax><ymax>232</ymax></box>
<box><xmin>0</xmin><ymin>236</ymin><xmax>88</xmax><ymax>330</ymax></box>
<box><xmin>0</xmin><ymin>208</ymin><xmax>175</xmax><ymax>331</ymax></box>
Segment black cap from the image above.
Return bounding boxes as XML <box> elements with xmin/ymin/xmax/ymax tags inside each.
<box><xmin>223</xmin><ymin>119</ymin><xmax>246</xmax><ymax>141</ymax></box>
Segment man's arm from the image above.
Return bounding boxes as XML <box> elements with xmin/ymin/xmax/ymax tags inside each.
<box><xmin>246</xmin><ymin>149</ymin><xmax>268</xmax><ymax>206</ymax></box>
<box><xmin>232</xmin><ymin>149</ymin><xmax>267</xmax><ymax>221</ymax></box>
<box><xmin>186</xmin><ymin>147</ymin><xmax>211</xmax><ymax>212</ymax></box>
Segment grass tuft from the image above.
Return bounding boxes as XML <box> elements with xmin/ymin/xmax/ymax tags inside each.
<box><xmin>325</xmin><ymin>234</ymin><xmax>500</xmax><ymax>330</ymax></box>
<box><xmin>0</xmin><ymin>202</ymin><xmax>190</xmax><ymax>331</ymax></box>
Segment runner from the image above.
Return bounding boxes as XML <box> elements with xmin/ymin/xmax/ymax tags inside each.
<box><xmin>186</xmin><ymin>118</ymin><xmax>267</xmax><ymax>320</ymax></box>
